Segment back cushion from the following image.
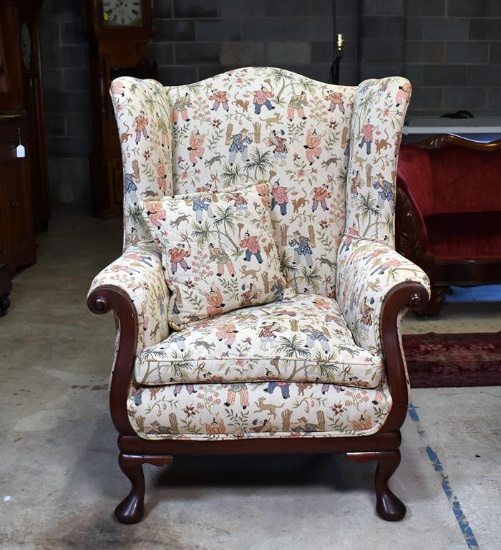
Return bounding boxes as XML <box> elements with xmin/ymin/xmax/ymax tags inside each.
<box><xmin>166</xmin><ymin>67</ymin><xmax>356</xmax><ymax>296</ymax></box>
<box><xmin>429</xmin><ymin>145</ymin><xmax>501</xmax><ymax>214</ymax></box>
<box><xmin>397</xmin><ymin>145</ymin><xmax>434</xmax><ymax>217</ymax></box>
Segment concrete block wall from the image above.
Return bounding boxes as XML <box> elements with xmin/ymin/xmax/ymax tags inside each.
<box><xmin>39</xmin><ymin>0</ymin><xmax>500</xmax><ymax>205</ymax></box>
<box><xmin>359</xmin><ymin>0</ymin><xmax>501</xmax><ymax>116</ymax></box>
<box><xmin>40</xmin><ymin>0</ymin><xmax>92</xmax><ymax>204</ymax></box>
<box><xmin>149</xmin><ymin>0</ymin><xmax>359</xmax><ymax>86</ymax></box>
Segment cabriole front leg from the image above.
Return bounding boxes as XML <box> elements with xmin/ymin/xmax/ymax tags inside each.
<box><xmin>115</xmin><ymin>453</ymin><xmax>174</xmax><ymax>524</ymax></box>
<box><xmin>374</xmin><ymin>450</ymin><xmax>406</xmax><ymax>521</ymax></box>
<box><xmin>346</xmin><ymin>450</ymin><xmax>406</xmax><ymax>521</ymax></box>
<box><xmin>115</xmin><ymin>454</ymin><xmax>147</xmax><ymax>524</ymax></box>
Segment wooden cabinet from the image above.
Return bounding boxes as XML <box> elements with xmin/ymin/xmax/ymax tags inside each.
<box><xmin>0</xmin><ymin>114</ymin><xmax>36</xmax><ymax>269</ymax></box>
<box><xmin>0</xmin><ymin>114</ymin><xmax>37</xmax><ymax>314</ymax></box>
<box><xmin>0</xmin><ymin>0</ymin><xmax>46</xmax><ymax>315</ymax></box>
<box><xmin>0</xmin><ymin>0</ymin><xmax>50</xmax><ymax>233</ymax></box>
<box><xmin>0</xmin><ymin>263</ymin><xmax>11</xmax><ymax>316</ymax></box>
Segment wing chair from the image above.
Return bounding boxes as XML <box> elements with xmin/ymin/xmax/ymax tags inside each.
<box><xmin>87</xmin><ymin>67</ymin><xmax>429</xmax><ymax>524</ymax></box>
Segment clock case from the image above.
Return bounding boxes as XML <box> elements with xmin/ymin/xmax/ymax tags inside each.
<box><xmin>0</xmin><ymin>0</ymin><xmax>49</xmax><ymax>314</ymax></box>
<box><xmin>83</xmin><ymin>0</ymin><xmax>156</xmax><ymax>218</ymax></box>
<box><xmin>0</xmin><ymin>0</ymin><xmax>49</xmax><ymax>234</ymax></box>
<box><xmin>20</xmin><ymin>22</ymin><xmax>33</xmax><ymax>70</ymax></box>
<box><xmin>102</xmin><ymin>0</ymin><xmax>145</xmax><ymax>28</ymax></box>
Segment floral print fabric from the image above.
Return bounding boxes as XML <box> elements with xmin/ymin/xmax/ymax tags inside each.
<box><xmin>337</xmin><ymin>238</ymin><xmax>430</xmax><ymax>353</ymax></box>
<box><xmin>140</xmin><ymin>183</ymin><xmax>294</xmax><ymax>330</ymax></box>
<box><xmin>166</xmin><ymin>68</ymin><xmax>355</xmax><ymax>298</ymax></box>
<box><xmin>88</xmin><ymin>246</ymin><xmax>170</xmax><ymax>350</ymax></box>
<box><xmin>87</xmin><ymin>67</ymin><xmax>430</xmax><ymax>440</ymax></box>
<box><xmin>128</xmin><ymin>379</ymin><xmax>391</xmax><ymax>440</ymax></box>
<box><xmin>134</xmin><ymin>293</ymin><xmax>384</xmax><ymax>388</ymax></box>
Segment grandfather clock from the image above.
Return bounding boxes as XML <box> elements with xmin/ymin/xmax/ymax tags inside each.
<box><xmin>0</xmin><ymin>0</ymin><xmax>50</xmax><ymax>233</ymax></box>
<box><xmin>0</xmin><ymin>0</ymin><xmax>48</xmax><ymax>314</ymax></box>
<box><xmin>83</xmin><ymin>0</ymin><xmax>156</xmax><ymax>218</ymax></box>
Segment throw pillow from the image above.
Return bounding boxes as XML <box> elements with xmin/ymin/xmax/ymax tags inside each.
<box><xmin>141</xmin><ymin>183</ymin><xmax>294</xmax><ymax>330</ymax></box>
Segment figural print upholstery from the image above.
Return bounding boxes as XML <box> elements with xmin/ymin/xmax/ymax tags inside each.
<box><xmin>140</xmin><ymin>182</ymin><xmax>294</xmax><ymax>330</ymax></box>
<box><xmin>89</xmin><ymin>67</ymin><xmax>429</xmax><ymax>442</ymax></box>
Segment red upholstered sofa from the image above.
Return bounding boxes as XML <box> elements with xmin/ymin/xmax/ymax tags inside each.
<box><xmin>396</xmin><ymin>135</ymin><xmax>501</xmax><ymax>315</ymax></box>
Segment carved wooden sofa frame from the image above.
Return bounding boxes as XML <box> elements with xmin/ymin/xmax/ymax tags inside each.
<box><xmin>396</xmin><ymin>134</ymin><xmax>501</xmax><ymax>316</ymax></box>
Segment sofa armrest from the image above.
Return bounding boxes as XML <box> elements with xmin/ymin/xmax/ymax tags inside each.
<box><xmin>336</xmin><ymin>238</ymin><xmax>430</xmax><ymax>353</ymax></box>
<box><xmin>88</xmin><ymin>246</ymin><xmax>170</xmax><ymax>352</ymax></box>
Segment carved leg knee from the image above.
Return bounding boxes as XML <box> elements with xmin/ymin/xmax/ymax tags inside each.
<box><xmin>115</xmin><ymin>453</ymin><xmax>174</xmax><ymax>524</ymax></box>
<box><xmin>115</xmin><ymin>454</ymin><xmax>146</xmax><ymax>524</ymax></box>
<box><xmin>346</xmin><ymin>450</ymin><xmax>406</xmax><ymax>522</ymax></box>
<box><xmin>374</xmin><ymin>450</ymin><xmax>406</xmax><ymax>521</ymax></box>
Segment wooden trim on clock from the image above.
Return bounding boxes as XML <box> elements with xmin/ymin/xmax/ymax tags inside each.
<box><xmin>83</xmin><ymin>0</ymin><xmax>155</xmax><ymax>41</ymax></box>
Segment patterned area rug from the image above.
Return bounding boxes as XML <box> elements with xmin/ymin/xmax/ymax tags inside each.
<box><xmin>403</xmin><ymin>332</ymin><xmax>501</xmax><ymax>388</ymax></box>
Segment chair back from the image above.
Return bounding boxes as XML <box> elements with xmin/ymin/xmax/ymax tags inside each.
<box><xmin>110</xmin><ymin>67</ymin><xmax>410</xmax><ymax>297</ymax></box>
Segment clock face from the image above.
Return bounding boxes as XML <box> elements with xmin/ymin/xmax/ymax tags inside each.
<box><xmin>103</xmin><ymin>0</ymin><xmax>143</xmax><ymax>27</ymax></box>
<box><xmin>20</xmin><ymin>23</ymin><xmax>32</xmax><ymax>70</ymax></box>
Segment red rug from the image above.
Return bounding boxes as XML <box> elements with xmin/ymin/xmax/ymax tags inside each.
<box><xmin>402</xmin><ymin>332</ymin><xmax>501</xmax><ymax>388</ymax></box>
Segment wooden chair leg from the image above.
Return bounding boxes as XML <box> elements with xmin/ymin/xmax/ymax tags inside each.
<box><xmin>115</xmin><ymin>453</ymin><xmax>174</xmax><ymax>524</ymax></box>
<box><xmin>374</xmin><ymin>450</ymin><xmax>406</xmax><ymax>521</ymax></box>
<box><xmin>346</xmin><ymin>450</ymin><xmax>406</xmax><ymax>521</ymax></box>
<box><xmin>116</xmin><ymin>454</ymin><xmax>146</xmax><ymax>524</ymax></box>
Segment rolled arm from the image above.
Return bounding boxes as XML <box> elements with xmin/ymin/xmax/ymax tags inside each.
<box><xmin>336</xmin><ymin>238</ymin><xmax>430</xmax><ymax>353</ymax></box>
<box><xmin>88</xmin><ymin>246</ymin><xmax>170</xmax><ymax>351</ymax></box>
<box><xmin>379</xmin><ymin>281</ymin><xmax>430</xmax><ymax>431</ymax></box>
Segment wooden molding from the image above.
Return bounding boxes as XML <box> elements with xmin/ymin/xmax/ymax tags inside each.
<box><xmin>413</xmin><ymin>133</ymin><xmax>501</xmax><ymax>151</ymax></box>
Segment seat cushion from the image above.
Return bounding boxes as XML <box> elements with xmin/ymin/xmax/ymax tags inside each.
<box><xmin>128</xmin><ymin>380</ymin><xmax>391</xmax><ymax>440</ymax></box>
<box><xmin>140</xmin><ymin>182</ymin><xmax>294</xmax><ymax>330</ymax></box>
<box><xmin>134</xmin><ymin>294</ymin><xmax>384</xmax><ymax>389</ymax></box>
<box><xmin>426</xmin><ymin>211</ymin><xmax>501</xmax><ymax>259</ymax></box>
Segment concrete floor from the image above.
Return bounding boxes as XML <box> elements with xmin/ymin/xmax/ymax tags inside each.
<box><xmin>1</xmin><ymin>206</ymin><xmax>500</xmax><ymax>550</ymax></box>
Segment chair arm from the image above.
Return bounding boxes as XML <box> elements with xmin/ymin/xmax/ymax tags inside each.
<box><xmin>379</xmin><ymin>281</ymin><xmax>430</xmax><ymax>432</ymax></box>
<box><xmin>87</xmin><ymin>248</ymin><xmax>170</xmax><ymax>436</ymax></box>
<box><xmin>87</xmin><ymin>247</ymin><xmax>170</xmax><ymax>351</ymax></box>
<box><xmin>87</xmin><ymin>284</ymin><xmax>138</xmax><ymax>436</ymax></box>
<box><xmin>336</xmin><ymin>238</ymin><xmax>430</xmax><ymax>353</ymax></box>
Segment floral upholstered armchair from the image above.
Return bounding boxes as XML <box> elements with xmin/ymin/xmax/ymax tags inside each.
<box><xmin>88</xmin><ymin>67</ymin><xmax>429</xmax><ymax>524</ymax></box>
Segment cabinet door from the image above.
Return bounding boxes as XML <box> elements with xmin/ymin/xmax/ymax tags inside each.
<box><xmin>3</xmin><ymin>156</ymin><xmax>36</xmax><ymax>268</ymax></box>
<box><xmin>0</xmin><ymin>118</ymin><xmax>36</xmax><ymax>270</ymax></box>
<box><xmin>0</xmin><ymin>179</ymin><xmax>8</xmax><ymax>266</ymax></box>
